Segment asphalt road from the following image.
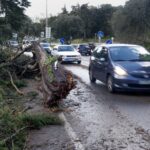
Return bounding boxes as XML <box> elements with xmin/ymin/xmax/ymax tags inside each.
<box><xmin>62</xmin><ymin>56</ymin><xmax>150</xmax><ymax>150</ymax></box>
<box><xmin>81</xmin><ymin>56</ymin><xmax>90</xmax><ymax>67</ymax></box>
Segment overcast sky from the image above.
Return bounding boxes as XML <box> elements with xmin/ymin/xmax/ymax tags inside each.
<box><xmin>26</xmin><ymin>0</ymin><xmax>128</xmax><ymax>19</ymax></box>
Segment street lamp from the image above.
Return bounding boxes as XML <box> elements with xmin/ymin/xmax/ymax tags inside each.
<box><xmin>45</xmin><ymin>0</ymin><xmax>51</xmax><ymax>39</ymax></box>
<box><xmin>45</xmin><ymin>0</ymin><xmax>48</xmax><ymax>38</ymax></box>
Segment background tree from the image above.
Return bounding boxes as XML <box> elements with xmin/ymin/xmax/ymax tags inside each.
<box><xmin>0</xmin><ymin>0</ymin><xmax>30</xmax><ymax>41</ymax></box>
<box><xmin>112</xmin><ymin>0</ymin><xmax>150</xmax><ymax>43</ymax></box>
<box><xmin>52</xmin><ymin>14</ymin><xmax>83</xmax><ymax>40</ymax></box>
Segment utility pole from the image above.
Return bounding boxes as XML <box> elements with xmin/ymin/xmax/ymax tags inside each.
<box><xmin>45</xmin><ymin>0</ymin><xmax>48</xmax><ymax>39</ymax></box>
<box><xmin>45</xmin><ymin>0</ymin><xmax>51</xmax><ymax>40</ymax></box>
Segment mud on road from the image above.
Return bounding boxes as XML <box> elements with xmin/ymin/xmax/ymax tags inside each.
<box><xmin>62</xmin><ymin>79</ymin><xmax>150</xmax><ymax>150</ymax></box>
<box><xmin>25</xmin><ymin>65</ymin><xmax>150</xmax><ymax>150</ymax></box>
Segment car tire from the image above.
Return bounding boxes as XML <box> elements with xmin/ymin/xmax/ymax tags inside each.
<box><xmin>77</xmin><ymin>61</ymin><xmax>81</xmax><ymax>64</ymax></box>
<box><xmin>89</xmin><ymin>68</ymin><xmax>96</xmax><ymax>83</ymax></box>
<box><xmin>107</xmin><ymin>75</ymin><xmax>116</xmax><ymax>93</ymax></box>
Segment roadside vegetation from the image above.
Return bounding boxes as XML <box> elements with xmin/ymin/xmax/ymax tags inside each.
<box><xmin>0</xmin><ymin>47</ymin><xmax>63</xmax><ymax>150</ymax></box>
<box><xmin>1</xmin><ymin>0</ymin><xmax>150</xmax><ymax>47</ymax></box>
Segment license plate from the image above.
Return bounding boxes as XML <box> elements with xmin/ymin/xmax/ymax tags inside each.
<box><xmin>139</xmin><ymin>80</ymin><xmax>150</xmax><ymax>84</ymax></box>
<box><xmin>65</xmin><ymin>58</ymin><xmax>75</xmax><ymax>61</ymax></box>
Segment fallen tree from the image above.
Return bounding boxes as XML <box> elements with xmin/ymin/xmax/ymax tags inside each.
<box><xmin>0</xmin><ymin>43</ymin><xmax>69</xmax><ymax>149</ymax></box>
<box><xmin>33</xmin><ymin>42</ymin><xmax>76</xmax><ymax>106</ymax></box>
<box><xmin>0</xmin><ymin>42</ymin><xmax>76</xmax><ymax>107</ymax></box>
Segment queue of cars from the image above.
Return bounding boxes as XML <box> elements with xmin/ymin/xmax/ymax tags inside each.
<box><xmin>48</xmin><ymin>42</ymin><xmax>150</xmax><ymax>93</ymax></box>
<box><xmin>39</xmin><ymin>42</ymin><xmax>95</xmax><ymax>64</ymax></box>
<box><xmin>72</xmin><ymin>43</ymin><xmax>95</xmax><ymax>55</ymax></box>
<box><xmin>20</xmin><ymin>40</ymin><xmax>150</xmax><ymax>93</ymax></box>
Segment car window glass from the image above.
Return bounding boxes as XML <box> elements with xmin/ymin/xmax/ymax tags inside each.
<box><xmin>58</xmin><ymin>46</ymin><xmax>74</xmax><ymax>52</ymax></box>
<box><xmin>100</xmin><ymin>48</ymin><xmax>108</xmax><ymax>61</ymax></box>
<box><xmin>93</xmin><ymin>47</ymin><xmax>102</xmax><ymax>58</ymax></box>
<box><xmin>109</xmin><ymin>46</ymin><xmax>150</xmax><ymax>61</ymax></box>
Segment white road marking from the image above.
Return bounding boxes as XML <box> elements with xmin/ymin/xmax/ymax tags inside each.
<box><xmin>59</xmin><ymin>113</ymin><xmax>85</xmax><ymax>150</ymax></box>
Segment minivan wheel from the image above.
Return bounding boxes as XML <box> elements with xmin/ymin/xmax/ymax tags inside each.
<box><xmin>89</xmin><ymin>69</ymin><xmax>96</xmax><ymax>83</ymax></box>
<box><xmin>107</xmin><ymin>75</ymin><xmax>115</xmax><ymax>93</ymax></box>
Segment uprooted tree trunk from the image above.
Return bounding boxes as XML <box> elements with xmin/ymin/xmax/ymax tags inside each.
<box><xmin>33</xmin><ymin>42</ymin><xmax>76</xmax><ymax>107</ymax></box>
<box><xmin>0</xmin><ymin>42</ymin><xmax>75</xmax><ymax>107</ymax></box>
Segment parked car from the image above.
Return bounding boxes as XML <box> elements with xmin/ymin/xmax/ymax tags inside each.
<box><xmin>78</xmin><ymin>44</ymin><xmax>91</xmax><ymax>55</ymax></box>
<box><xmin>40</xmin><ymin>42</ymin><xmax>52</xmax><ymax>55</ymax></box>
<box><xmin>51</xmin><ymin>45</ymin><xmax>81</xmax><ymax>64</ymax></box>
<box><xmin>89</xmin><ymin>44</ymin><xmax>150</xmax><ymax>93</ymax></box>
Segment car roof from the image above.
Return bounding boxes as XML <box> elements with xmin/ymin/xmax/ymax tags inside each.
<box><xmin>100</xmin><ymin>43</ymin><xmax>141</xmax><ymax>48</ymax></box>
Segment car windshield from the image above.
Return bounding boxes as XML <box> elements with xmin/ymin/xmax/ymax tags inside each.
<box><xmin>58</xmin><ymin>46</ymin><xmax>74</xmax><ymax>52</ymax></box>
<box><xmin>41</xmin><ymin>43</ymin><xmax>50</xmax><ymax>47</ymax></box>
<box><xmin>109</xmin><ymin>46</ymin><xmax>150</xmax><ymax>61</ymax></box>
<box><xmin>81</xmin><ymin>45</ymin><xmax>89</xmax><ymax>48</ymax></box>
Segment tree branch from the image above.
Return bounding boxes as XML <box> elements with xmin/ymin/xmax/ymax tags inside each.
<box><xmin>0</xmin><ymin>45</ymin><xmax>33</xmax><ymax>69</ymax></box>
<box><xmin>1</xmin><ymin>126</ymin><xmax>28</xmax><ymax>145</ymax></box>
<box><xmin>7</xmin><ymin>71</ymin><xmax>24</xmax><ymax>95</ymax></box>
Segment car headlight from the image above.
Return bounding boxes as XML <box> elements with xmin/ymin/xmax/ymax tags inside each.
<box><xmin>114</xmin><ymin>66</ymin><xmax>128</xmax><ymax>76</ymax></box>
<box><xmin>62</xmin><ymin>55</ymin><xmax>66</xmax><ymax>58</ymax></box>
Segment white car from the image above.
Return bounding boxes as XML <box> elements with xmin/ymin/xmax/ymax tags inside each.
<box><xmin>52</xmin><ymin>45</ymin><xmax>81</xmax><ymax>64</ymax></box>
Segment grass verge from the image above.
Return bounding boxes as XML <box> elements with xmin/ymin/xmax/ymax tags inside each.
<box><xmin>0</xmin><ymin>80</ymin><xmax>62</xmax><ymax>150</ymax></box>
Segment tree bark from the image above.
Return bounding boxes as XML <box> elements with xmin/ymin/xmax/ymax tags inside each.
<box><xmin>33</xmin><ymin>42</ymin><xmax>76</xmax><ymax>107</ymax></box>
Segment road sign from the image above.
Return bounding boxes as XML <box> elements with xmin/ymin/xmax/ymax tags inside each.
<box><xmin>97</xmin><ymin>31</ymin><xmax>104</xmax><ymax>38</ymax></box>
<box><xmin>60</xmin><ymin>38</ymin><xmax>65</xmax><ymax>44</ymax></box>
<box><xmin>106</xmin><ymin>39</ymin><xmax>112</xmax><ymax>44</ymax></box>
<box><xmin>45</xmin><ymin>27</ymin><xmax>51</xmax><ymax>38</ymax></box>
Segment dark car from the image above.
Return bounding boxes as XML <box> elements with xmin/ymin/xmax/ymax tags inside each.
<box><xmin>40</xmin><ymin>42</ymin><xmax>52</xmax><ymax>55</ymax></box>
<box><xmin>78</xmin><ymin>44</ymin><xmax>91</xmax><ymax>55</ymax></box>
<box><xmin>89</xmin><ymin>44</ymin><xmax>150</xmax><ymax>93</ymax></box>
<box><xmin>89</xmin><ymin>43</ymin><xmax>95</xmax><ymax>51</ymax></box>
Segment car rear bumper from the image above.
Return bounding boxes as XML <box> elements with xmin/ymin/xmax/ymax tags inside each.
<box><xmin>79</xmin><ymin>50</ymin><xmax>91</xmax><ymax>55</ymax></box>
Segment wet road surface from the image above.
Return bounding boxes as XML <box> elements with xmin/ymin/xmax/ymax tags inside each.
<box><xmin>62</xmin><ymin>63</ymin><xmax>150</xmax><ymax>150</ymax></box>
<box><xmin>81</xmin><ymin>56</ymin><xmax>90</xmax><ymax>67</ymax></box>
